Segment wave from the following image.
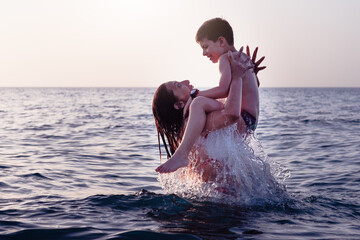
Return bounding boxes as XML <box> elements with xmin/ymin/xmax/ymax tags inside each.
<box><xmin>19</xmin><ymin>173</ymin><xmax>52</xmax><ymax>180</ymax></box>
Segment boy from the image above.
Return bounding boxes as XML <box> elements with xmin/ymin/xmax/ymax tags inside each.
<box><xmin>186</xmin><ymin>18</ymin><xmax>259</xmax><ymax>132</ymax></box>
<box><xmin>156</xmin><ymin>18</ymin><xmax>263</xmax><ymax>173</ymax></box>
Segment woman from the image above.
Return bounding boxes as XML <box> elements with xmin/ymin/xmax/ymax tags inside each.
<box><xmin>152</xmin><ymin>48</ymin><xmax>260</xmax><ymax>174</ymax></box>
<box><xmin>152</xmin><ymin>48</ymin><xmax>286</xmax><ymax>202</ymax></box>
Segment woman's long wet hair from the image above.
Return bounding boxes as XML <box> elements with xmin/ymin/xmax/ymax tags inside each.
<box><xmin>152</xmin><ymin>83</ymin><xmax>184</xmax><ymax>160</ymax></box>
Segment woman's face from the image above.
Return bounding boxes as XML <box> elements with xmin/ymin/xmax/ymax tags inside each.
<box><xmin>165</xmin><ymin>80</ymin><xmax>193</xmax><ymax>102</ymax></box>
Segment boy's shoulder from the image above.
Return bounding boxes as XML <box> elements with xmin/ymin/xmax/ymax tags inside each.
<box><xmin>218</xmin><ymin>51</ymin><xmax>236</xmax><ymax>67</ymax></box>
<box><xmin>219</xmin><ymin>50</ymin><xmax>239</xmax><ymax>62</ymax></box>
<box><xmin>218</xmin><ymin>52</ymin><xmax>230</xmax><ymax>64</ymax></box>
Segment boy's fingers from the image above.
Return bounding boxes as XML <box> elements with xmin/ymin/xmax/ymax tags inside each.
<box><xmin>255</xmin><ymin>56</ymin><xmax>265</xmax><ymax>66</ymax></box>
<box><xmin>246</xmin><ymin>45</ymin><xmax>250</xmax><ymax>56</ymax></box>
<box><xmin>252</xmin><ymin>47</ymin><xmax>258</xmax><ymax>62</ymax></box>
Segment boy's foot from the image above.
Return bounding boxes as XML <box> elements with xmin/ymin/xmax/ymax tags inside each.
<box><xmin>155</xmin><ymin>154</ymin><xmax>189</xmax><ymax>173</ymax></box>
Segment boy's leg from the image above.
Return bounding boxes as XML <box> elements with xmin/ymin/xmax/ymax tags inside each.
<box><xmin>156</xmin><ymin>97</ymin><xmax>223</xmax><ymax>173</ymax></box>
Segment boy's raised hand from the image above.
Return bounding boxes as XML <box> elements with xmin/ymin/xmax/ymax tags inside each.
<box><xmin>228</xmin><ymin>47</ymin><xmax>253</xmax><ymax>79</ymax></box>
<box><xmin>246</xmin><ymin>46</ymin><xmax>266</xmax><ymax>75</ymax></box>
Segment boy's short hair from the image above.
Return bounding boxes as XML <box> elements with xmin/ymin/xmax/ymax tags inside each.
<box><xmin>196</xmin><ymin>18</ymin><xmax>234</xmax><ymax>46</ymax></box>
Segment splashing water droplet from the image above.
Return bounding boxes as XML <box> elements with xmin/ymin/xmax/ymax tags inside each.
<box><xmin>159</xmin><ymin>124</ymin><xmax>289</xmax><ymax>205</ymax></box>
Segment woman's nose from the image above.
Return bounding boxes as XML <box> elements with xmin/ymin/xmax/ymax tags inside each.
<box><xmin>203</xmin><ymin>49</ymin><xmax>207</xmax><ymax>56</ymax></box>
<box><xmin>181</xmin><ymin>80</ymin><xmax>189</xmax><ymax>85</ymax></box>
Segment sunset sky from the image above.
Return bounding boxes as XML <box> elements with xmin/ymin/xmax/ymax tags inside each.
<box><xmin>1</xmin><ymin>0</ymin><xmax>359</xmax><ymax>88</ymax></box>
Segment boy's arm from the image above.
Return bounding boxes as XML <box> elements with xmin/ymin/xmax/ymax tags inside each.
<box><xmin>198</xmin><ymin>54</ymin><xmax>231</xmax><ymax>99</ymax></box>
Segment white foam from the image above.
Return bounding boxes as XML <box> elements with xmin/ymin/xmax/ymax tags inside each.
<box><xmin>159</xmin><ymin>124</ymin><xmax>289</xmax><ymax>205</ymax></box>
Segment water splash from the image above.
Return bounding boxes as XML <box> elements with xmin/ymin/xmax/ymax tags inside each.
<box><xmin>159</xmin><ymin>124</ymin><xmax>289</xmax><ymax>205</ymax></box>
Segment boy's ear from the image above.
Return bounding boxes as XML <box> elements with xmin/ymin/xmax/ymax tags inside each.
<box><xmin>218</xmin><ymin>36</ymin><xmax>226</xmax><ymax>46</ymax></box>
<box><xmin>174</xmin><ymin>101</ymin><xmax>185</xmax><ymax>110</ymax></box>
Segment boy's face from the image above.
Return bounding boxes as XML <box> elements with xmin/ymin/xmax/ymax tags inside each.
<box><xmin>198</xmin><ymin>37</ymin><xmax>226</xmax><ymax>63</ymax></box>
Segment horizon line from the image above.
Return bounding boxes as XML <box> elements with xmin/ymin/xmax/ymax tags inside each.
<box><xmin>0</xmin><ymin>86</ymin><xmax>359</xmax><ymax>89</ymax></box>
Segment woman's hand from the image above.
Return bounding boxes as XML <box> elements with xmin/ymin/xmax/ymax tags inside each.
<box><xmin>227</xmin><ymin>47</ymin><xmax>253</xmax><ymax>79</ymax></box>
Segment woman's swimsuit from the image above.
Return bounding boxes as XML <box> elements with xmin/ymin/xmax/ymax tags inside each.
<box><xmin>241</xmin><ymin>109</ymin><xmax>257</xmax><ymax>131</ymax></box>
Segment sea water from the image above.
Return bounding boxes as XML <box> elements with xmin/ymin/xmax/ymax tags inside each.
<box><xmin>0</xmin><ymin>87</ymin><xmax>359</xmax><ymax>239</ymax></box>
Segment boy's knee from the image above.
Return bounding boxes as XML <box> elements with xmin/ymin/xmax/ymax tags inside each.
<box><xmin>189</xmin><ymin>97</ymin><xmax>209</xmax><ymax>113</ymax></box>
<box><xmin>190</xmin><ymin>96</ymin><xmax>223</xmax><ymax>113</ymax></box>
<box><xmin>190</xmin><ymin>96</ymin><xmax>208</xmax><ymax>109</ymax></box>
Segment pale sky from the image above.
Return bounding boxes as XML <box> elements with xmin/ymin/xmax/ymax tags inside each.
<box><xmin>1</xmin><ymin>0</ymin><xmax>359</xmax><ymax>88</ymax></box>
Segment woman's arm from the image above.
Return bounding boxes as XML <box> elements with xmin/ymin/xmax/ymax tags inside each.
<box><xmin>155</xmin><ymin>96</ymin><xmax>224</xmax><ymax>173</ymax></box>
<box><xmin>155</xmin><ymin>48</ymin><xmax>252</xmax><ymax>173</ymax></box>
<box><xmin>203</xmin><ymin>49</ymin><xmax>252</xmax><ymax>133</ymax></box>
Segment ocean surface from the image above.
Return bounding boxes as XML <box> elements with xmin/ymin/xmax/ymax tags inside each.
<box><xmin>0</xmin><ymin>87</ymin><xmax>359</xmax><ymax>240</ymax></box>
